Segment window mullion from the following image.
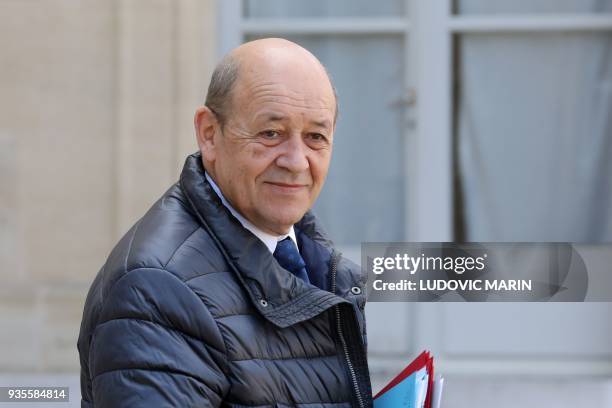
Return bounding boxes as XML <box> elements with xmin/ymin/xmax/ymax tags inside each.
<box><xmin>408</xmin><ymin>0</ymin><xmax>454</xmax><ymax>242</ymax></box>
<box><xmin>216</xmin><ymin>0</ymin><xmax>243</xmax><ymax>58</ymax></box>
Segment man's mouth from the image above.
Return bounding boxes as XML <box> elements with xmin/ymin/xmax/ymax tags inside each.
<box><xmin>264</xmin><ymin>181</ymin><xmax>309</xmax><ymax>192</ymax></box>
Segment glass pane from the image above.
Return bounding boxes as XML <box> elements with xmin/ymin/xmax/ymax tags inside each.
<box><xmin>245</xmin><ymin>35</ymin><xmax>407</xmax><ymax>246</ymax></box>
<box><xmin>244</xmin><ymin>0</ymin><xmax>406</xmax><ymax>18</ymax></box>
<box><xmin>456</xmin><ymin>32</ymin><xmax>612</xmax><ymax>241</ymax></box>
<box><xmin>456</xmin><ymin>0</ymin><xmax>612</xmax><ymax>14</ymax></box>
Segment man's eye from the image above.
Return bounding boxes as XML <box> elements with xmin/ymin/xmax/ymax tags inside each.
<box><xmin>307</xmin><ymin>133</ymin><xmax>328</xmax><ymax>143</ymax></box>
<box><xmin>260</xmin><ymin>130</ymin><xmax>281</xmax><ymax>139</ymax></box>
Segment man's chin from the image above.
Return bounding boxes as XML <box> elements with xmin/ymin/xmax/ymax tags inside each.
<box><xmin>261</xmin><ymin>210</ymin><xmax>307</xmax><ymax>234</ymax></box>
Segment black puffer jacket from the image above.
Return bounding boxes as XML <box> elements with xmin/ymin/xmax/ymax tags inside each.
<box><xmin>78</xmin><ymin>153</ymin><xmax>372</xmax><ymax>407</ymax></box>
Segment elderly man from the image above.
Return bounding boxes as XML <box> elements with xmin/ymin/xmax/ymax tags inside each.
<box><xmin>78</xmin><ymin>38</ymin><xmax>372</xmax><ymax>407</ymax></box>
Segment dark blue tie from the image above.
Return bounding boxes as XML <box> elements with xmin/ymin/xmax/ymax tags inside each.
<box><xmin>274</xmin><ymin>237</ymin><xmax>310</xmax><ymax>284</ymax></box>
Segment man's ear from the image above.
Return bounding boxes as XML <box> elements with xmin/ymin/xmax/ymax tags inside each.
<box><xmin>194</xmin><ymin>106</ymin><xmax>219</xmax><ymax>163</ymax></box>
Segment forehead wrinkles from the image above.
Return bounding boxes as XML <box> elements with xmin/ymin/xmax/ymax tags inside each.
<box><xmin>243</xmin><ymin>81</ymin><xmax>334</xmax><ymax>115</ymax></box>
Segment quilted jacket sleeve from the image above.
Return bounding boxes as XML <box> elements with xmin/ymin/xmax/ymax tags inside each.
<box><xmin>86</xmin><ymin>268</ymin><xmax>229</xmax><ymax>407</ymax></box>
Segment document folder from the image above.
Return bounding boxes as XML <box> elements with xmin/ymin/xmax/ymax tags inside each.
<box><xmin>373</xmin><ymin>351</ymin><xmax>443</xmax><ymax>408</ymax></box>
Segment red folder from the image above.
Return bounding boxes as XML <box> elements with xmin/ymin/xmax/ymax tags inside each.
<box><xmin>374</xmin><ymin>350</ymin><xmax>435</xmax><ymax>407</ymax></box>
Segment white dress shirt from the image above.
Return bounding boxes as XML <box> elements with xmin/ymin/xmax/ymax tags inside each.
<box><xmin>205</xmin><ymin>173</ymin><xmax>299</xmax><ymax>254</ymax></box>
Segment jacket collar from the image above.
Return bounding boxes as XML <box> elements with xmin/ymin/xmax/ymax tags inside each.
<box><xmin>179</xmin><ymin>153</ymin><xmax>359</xmax><ymax>328</ymax></box>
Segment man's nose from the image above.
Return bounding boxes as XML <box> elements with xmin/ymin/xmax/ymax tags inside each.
<box><xmin>275</xmin><ymin>134</ymin><xmax>309</xmax><ymax>173</ymax></box>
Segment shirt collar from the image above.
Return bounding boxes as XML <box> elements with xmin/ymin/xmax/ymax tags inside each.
<box><xmin>205</xmin><ymin>172</ymin><xmax>298</xmax><ymax>254</ymax></box>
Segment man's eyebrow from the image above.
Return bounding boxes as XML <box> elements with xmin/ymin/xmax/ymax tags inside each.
<box><xmin>255</xmin><ymin>113</ymin><xmax>331</xmax><ymax>128</ymax></box>
<box><xmin>310</xmin><ymin>119</ymin><xmax>332</xmax><ymax>129</ymax></box>
<box><xmin>256</xmin><ymin>113</ymin><xmax>287</xmax><ymax>122</ymax></box>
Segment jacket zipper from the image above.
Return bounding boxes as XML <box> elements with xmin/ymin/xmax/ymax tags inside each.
<box><xmin>330</xmin><ymin>252</ymin><xmax>365</xmax><ymax>408</ymax></box>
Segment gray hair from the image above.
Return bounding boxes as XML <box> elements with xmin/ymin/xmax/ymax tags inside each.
<box><xmin>205</xmin><ymin>54</ymin><xmax>240</xmax><ymax>127</ymax></box>
<box><xmin>204</xmin><ymin>53</ymin><xmax>339</xmax><ymax>127</ymax></box>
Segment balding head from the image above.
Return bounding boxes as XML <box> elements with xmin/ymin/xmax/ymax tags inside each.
<box><xmin>194</xmin><ymin>38</ymin><xmax>338</xmax><ymax>235</ymax></box>
<box><xmin>205</xmin><ymin>38</ymin><xmax>337</xmax><ymax>126</ymax></box>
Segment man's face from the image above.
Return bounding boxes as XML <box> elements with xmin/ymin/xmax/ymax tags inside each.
<box><xmin>204</xmin><ymin>57</ymin><xmax>336</xmax><ymax>235</ymax></box>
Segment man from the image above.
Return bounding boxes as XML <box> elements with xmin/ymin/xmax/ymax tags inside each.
<box><xmin>78</xmin><ymin>38</ymin><xmax>372</xmax><ymax>407</ymax></box>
